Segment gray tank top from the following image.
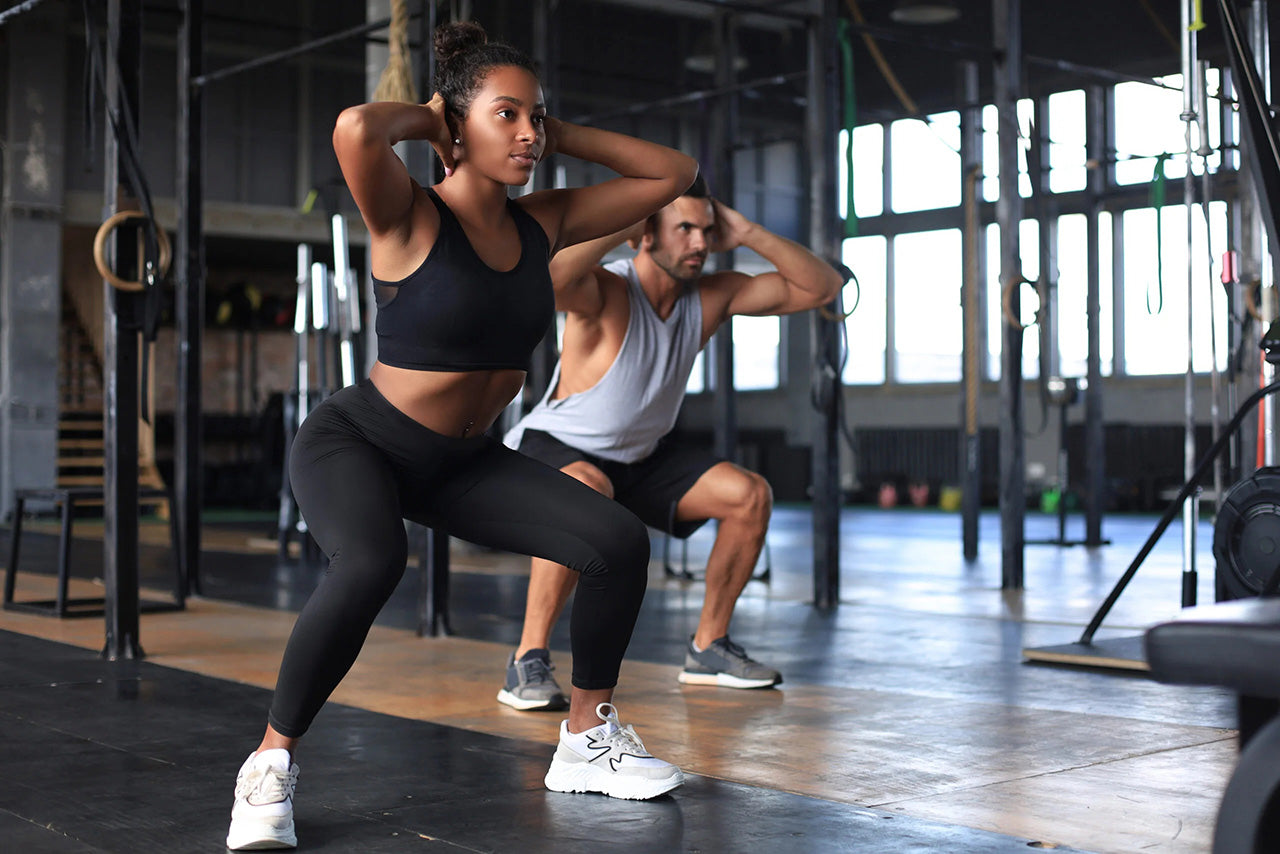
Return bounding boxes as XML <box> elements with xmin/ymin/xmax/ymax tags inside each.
<box><xmin>504</xmin><ymin>257</ymin><xmax>703</xmax><ymax>463</ymax></box>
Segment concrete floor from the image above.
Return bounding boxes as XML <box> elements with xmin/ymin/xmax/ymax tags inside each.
<box><xmin>0</xmin><ymin>505</ymin><xmax>1238</xmax><ymax>852</ymax></box>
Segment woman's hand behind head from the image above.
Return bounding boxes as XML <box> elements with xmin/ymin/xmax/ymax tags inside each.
<box><xmin>424</xmin><ymin>93</ymin><xmax>457</xmax><ymax>175</ymax></box>
<box><xmin>539</xmin><ymin>116</ymin><xmax>562</xmax><ymax>163</ymax></box>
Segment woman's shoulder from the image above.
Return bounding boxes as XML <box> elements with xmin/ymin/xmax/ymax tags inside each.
<box><xmin>510</xmin><ymin>189</ymin><xmax>562</xmax><ymax>250</ymax></box>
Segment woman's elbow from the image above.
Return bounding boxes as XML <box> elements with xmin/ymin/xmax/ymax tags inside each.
<box><xmin>332</xmin><ymin>106</ymin><xmax>372</xmax><ymax>150</ymax></box>
<box><xmin>673</xmin><ymin>155</ymin><xmax>699</xmax><ymax>192</ymax></box>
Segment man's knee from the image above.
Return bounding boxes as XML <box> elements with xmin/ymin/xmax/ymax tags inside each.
<box><xmin>562</xmin><ymin>460</ymin><xmax>614</xmax><ymax>498</ymax></box>
<box><xmin>729</xmin><ymin>470</ymin><xmax>773</xmax><ymax>530</ymax></box>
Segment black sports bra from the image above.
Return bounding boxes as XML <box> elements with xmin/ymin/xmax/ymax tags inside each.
<box><xmin>373</xmin><ymin>187</ymin><xmax>555</xmax><ymax>372</ymax></box>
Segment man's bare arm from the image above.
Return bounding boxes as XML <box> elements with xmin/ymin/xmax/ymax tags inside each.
<box><xmin>549</xmin><ymin>220</ymin><xmax>645</xmax><ymax>316</ymax></box>
<box><xmin>709</xmin><ymin>199</ymin><xmax>843</xmax><ymax>320</ymax></box>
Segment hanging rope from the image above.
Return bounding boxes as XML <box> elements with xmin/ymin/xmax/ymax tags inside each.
<box><xmin>844</xmin><ymin>0</ymin><xmax>918</xmax><ymax>117</ymax></box>
<box><xmin>372</xmin><ymin>0</ymin><xmax>419</xmax><ymax>104</ymax></box>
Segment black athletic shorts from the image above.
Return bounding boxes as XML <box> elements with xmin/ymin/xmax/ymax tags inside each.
<box><xmin>516</xmin><ymin>429</ymin><xmax>723</xmax><ymax>538</ymax></box>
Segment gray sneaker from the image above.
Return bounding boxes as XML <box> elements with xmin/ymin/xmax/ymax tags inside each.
<box><xmin>677</xmin><ymin>635</ymin><xmax>782</xmax><ymax>689</ymax></box>
<box><xmin>497</xmin><ymin>648</ymin><xmax>568</xmax><ymax>710</ymax></box>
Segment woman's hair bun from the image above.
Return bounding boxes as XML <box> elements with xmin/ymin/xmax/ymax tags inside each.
<box><xmin>434</xmin><ymin>21</ymin><xmax>487</xmax><ymax>65</ymax></box>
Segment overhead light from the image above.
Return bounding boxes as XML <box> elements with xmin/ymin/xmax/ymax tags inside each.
<box><xmin>890</xmin><ymin>0</ymin><xmax>960</xmax><ymax>25</ymax></box>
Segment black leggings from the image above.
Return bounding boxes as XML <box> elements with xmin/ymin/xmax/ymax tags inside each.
<box><xmin>270</xmin><ymin>379</ymin><xmax>650</xmax><ymax>738</ymax></box>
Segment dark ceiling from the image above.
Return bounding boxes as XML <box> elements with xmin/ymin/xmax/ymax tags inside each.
<box><xmin>549</xmin><ymin>0</ymin><xmax>1278</xmax><ymax>122</ymax></box>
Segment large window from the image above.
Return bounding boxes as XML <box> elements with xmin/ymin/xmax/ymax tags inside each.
<box><xmin>986</xmin><ymin>219</ymin><xmax>1040</xmax><ymax>379</ymax></box>
<box><xmin>733</xmin><ymin>316</ymin><xmax>780</xmax><ymax>390</ymax></box>
<box><xmin>1047</xmin><ymin>89</ymin><xmax>1087</xmax><ymax>193</ymax></box>
<box><xmin>1114</xmin><ymin>73</ymin><xmax>1222</xmax><ymax>186</ymax></box>
<box><xmin>1120</xmin><ymin>201</ymin><xmax>1228</xmax><ymax>376</ymax></box>
<box><xmin>895</xmin><ymin>229</ymin><xmax>963</xmax><ymax>382</ymax></box>
<box><xmin>842</xmin><ymin>235</ymin><xmax>887</xmax><ymax>385</ymax></box>
<box><xmin>842</xmin><ymin>124</ymin><xmax>884</xmax><ymax>220</ymax></box>
<box><xmin>891</xmin><ymin>112</ymin><xmax>961</xmax><ymax>212</ymax></box>
<box><xmin>687</xmin><ymin>351</ymin><xmax>705</xmax><ymax>394</ymax></box>
<box><xmin>830</xmin><ymin>74</ymin><xmax>1231</xmax><ymax>393</ymax></box>
<box><xmin>981</xmin><ymin>99</ymin><xmax>1035</xmax><ymax>202</ymax></box>
<box><xmin>1057</xmin><ymin>212</ymin><xmax>1114</xmax><ymax>377</ymax></box>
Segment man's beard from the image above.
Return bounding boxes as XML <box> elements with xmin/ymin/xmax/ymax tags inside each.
<box><xmin>654</xmin><ymin>251</ymin><xmax>707</xmax><ymax>284</ymax></box>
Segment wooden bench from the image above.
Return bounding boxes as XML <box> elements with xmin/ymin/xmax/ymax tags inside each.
<box><xmin>4</xmin><ymin>486</ymin><xmax>183</xmax><ymax>617</ymax></box>
<box><xmin>1145</xmin><ymin>598</ymin><xmax>1280</xmax><ymax>853</ymax></box>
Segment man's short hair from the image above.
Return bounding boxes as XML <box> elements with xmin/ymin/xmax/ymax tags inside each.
<box><xmin>649</xmin><ymin>171</ymin><xmax>712</xmax><ymax>233</ymax></box>
<box><xmin>685</xmin><ymin>171</ymin><xmax>709</xmax><ymax>199</ymax></box>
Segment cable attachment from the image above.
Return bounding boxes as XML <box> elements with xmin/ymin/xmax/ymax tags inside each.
<box><xmin>818</xmin><ymin>258</ymin><xmax>860</xmax><ymax>322</ymax></box>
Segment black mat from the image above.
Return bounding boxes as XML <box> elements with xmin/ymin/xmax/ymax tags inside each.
<box><xmin>0</xmin><ymin>630</ymin><xmax>1093</xmax><ymax>853</ymax></box>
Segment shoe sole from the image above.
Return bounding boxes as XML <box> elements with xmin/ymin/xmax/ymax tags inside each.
<box><xmin>226</xmin><ymin>823</ymin><xmax>296</xmax><ymax>850</ymax></box>
<box><xmin>544</xmin><ymin>758</ymin><xmax>684</xmax><ymax>800</ymax></box>
<box><xmin>225</xmin><ymin>840</ymin><xmax>296</xmax><ymax>851</ymax></box>
<box><xmin>677</xmin><ymin>670</ymin><xmax>780</xmax><ymax>689</ymax></box>
<box><xmin>497</xmin><ymin>688</ymin><xmax>568</xmax><ymax>711</ymax></box>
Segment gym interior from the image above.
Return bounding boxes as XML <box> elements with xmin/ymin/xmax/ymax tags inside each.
<box><xmin>3</xmin><ymin>1</ymin><xmax>1280</xmax><ymax>851</ymax></box>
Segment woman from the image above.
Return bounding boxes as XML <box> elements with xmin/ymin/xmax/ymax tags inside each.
<box><xmin>225</xmin><ymin>21</ymin><xmax>698</xmax><ymax>851</ymax></box>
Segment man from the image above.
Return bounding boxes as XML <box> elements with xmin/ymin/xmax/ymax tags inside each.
<box><xmin>499</xmin><ymin>175</ymin><xmax>842</xmax><ymax>710</ymax></box>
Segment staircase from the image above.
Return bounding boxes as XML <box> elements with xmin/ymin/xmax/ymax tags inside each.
<box><xmin>58</xmin><ymin>288</ymin><xmax>168</xmax><ymax>516</ymax></box>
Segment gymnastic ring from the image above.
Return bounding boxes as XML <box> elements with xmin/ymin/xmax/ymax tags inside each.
<box><xmin>93</xmin><ymin>210</ymin><xmax>171</xmax><ymax>293</ymax></box>
<box><xmin>1001</xmin><ymin>275</ymin><xmax>1039</xmax><ymax>331</ymax></box>
<box><xmin>1244</xmin><ymin>278</ymin><xmax>1264</xmax><ymax>322</ymax></box>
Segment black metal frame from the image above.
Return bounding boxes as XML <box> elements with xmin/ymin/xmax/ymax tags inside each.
<box><xmin>101</xmin><ymin>0</ymin><xmax>147</xmax><ymax>660</ymax></box>
<box><xmin>1081</xmin><ymin>378</ymin><xmax>1280</xmax><ymax>644</ymax></box>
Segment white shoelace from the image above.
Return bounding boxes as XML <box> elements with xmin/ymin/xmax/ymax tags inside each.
<box><xmin>237</xmin><ymin>765</ymin><xmax>299</xmax><ymax>805</ymax></box>
<box><xmin>594</xmin><ymin>703</ymin><xmax>652</xmax><ymax>757</ymax></box>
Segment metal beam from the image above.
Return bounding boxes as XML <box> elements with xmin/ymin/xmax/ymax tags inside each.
<box><xmin>567</xmin><ymin>70</ymin><xmax>806</xmax><ymax>125</ymax></box>
<box><xmin>193</xmin><ymin>15</ymin><xmax>406</xmax><ymax>87</ymax></box>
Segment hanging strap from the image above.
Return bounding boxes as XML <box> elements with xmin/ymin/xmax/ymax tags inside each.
<box><xmin>82</xmin><ymin>0</ymin><xmax>166</xmax><ymax>421</ymax></box>
<box><xmin>1147</xmin><ymin>152</ymin><xmax>1173</xmax><ymax>315</ymax></box>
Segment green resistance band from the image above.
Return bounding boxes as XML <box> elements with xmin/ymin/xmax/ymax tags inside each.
<box><xmin>1147</xmin><ymin>152</ymin><xmax>1174</xmax><ymax>315</ymax></box>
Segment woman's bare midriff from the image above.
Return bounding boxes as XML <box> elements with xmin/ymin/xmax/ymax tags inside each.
<box><xmin>369</xmin><ymin>361</ymin><xmax>526</xmax><ymax>438</ymax></box>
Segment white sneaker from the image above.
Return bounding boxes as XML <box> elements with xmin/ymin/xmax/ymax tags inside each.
<box><xmin>544</xmin><ymin>702</ymin><xmax>684</xmax><ymax>800</ymax></box>
<box><xmin>226</xmin><ymin>748</ymin><xmax>299</xmax><ymax>850</ymax></box>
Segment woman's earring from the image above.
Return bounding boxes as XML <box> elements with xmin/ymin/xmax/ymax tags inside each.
<box><xmin>453</xmin><ymin>137</ymin><xmax>461</xmax><ymax>145</ymax></box>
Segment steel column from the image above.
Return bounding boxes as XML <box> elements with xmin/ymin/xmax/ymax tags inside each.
<box><xmin>994</xmin><ymin>0</ymin><xmax>1025</xmax><ymax>589</ymax></box>
<box><xmin>0</xmin><ymin>0</ymin><xmax>65</xmax><ymax>522</ymax></box>
<box><xmin>959</xmin><ymin>59</ymin><xmax>983</xmax><ymax>560</ymax></box>
<box><xmin>527</xmin><ymin>0</ymin><xmax>560</xmax><ymax>404</ymax></box>
<box><xmin>1084</xmin><ymin>85</ymin><xmax>1107</xmax><ymax>545</ymax></box>
<box><xmin>176</xmin><ymin>0</ymin><xmax>204</xmax><ymax>597</ymax></box>
<box><xmin>808</xmin><ymin>0</ymin><xmax>841</xmax><ymax>608</ymax></box>
<box><xmin>102</xmin><ymin>0</ymin><xmax>144</xmax><ymax>660</ymax></box>
<box><xmin>710</xmin><ymin>11</ymin><xmax>739</xmax><ymax>462</ymax></box>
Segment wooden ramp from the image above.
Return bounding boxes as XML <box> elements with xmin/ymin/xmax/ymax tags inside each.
<box><xmin>1022</xmin><ymin>635</ymin><xmax>1150</xmax><ymax>672</ymax></box>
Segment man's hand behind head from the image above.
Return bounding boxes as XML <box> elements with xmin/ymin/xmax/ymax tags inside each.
<box><xmin>622</xmin><ymin>218</ymin><xmax>648</xmax><ymax>250</ymax></box>
<box><xmin>707</xmin><ymin>198</ymin><xmax>756</xmax><ymax>254</ymax></box>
